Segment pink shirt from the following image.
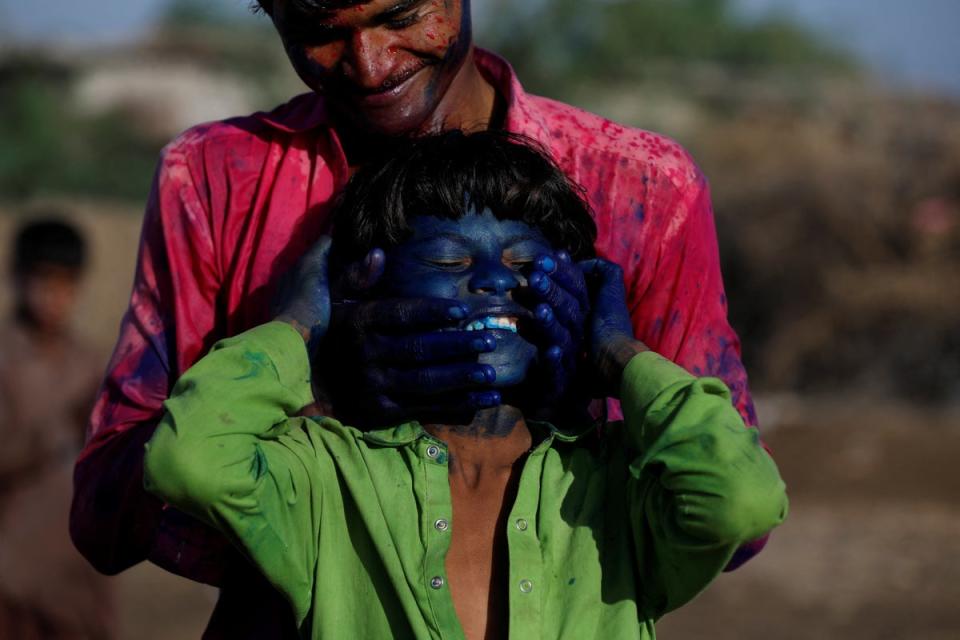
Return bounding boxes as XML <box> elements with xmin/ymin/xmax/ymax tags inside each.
<box><xmin>73</xmin><ymin>51</ymin><xmax>759</xmax><ymax>590</ymax></box>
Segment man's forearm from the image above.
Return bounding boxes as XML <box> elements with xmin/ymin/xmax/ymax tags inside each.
<box><xmin>71</xmin><ymin>423</ymin><xmax>164</xmax><ymax>575</ymax></box>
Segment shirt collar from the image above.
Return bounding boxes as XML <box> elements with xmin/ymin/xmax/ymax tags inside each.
<box><xmin>361</xmin><ymin>416</ymin><xmax>596</xmax><ymax>449</ymax></box>
<box><xmin>251</xmin><ymin>48</ymin><xmax>551</xmax><ymax>143</ymax></box>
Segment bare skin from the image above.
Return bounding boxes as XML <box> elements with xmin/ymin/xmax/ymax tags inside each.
<box><xmin>419</xmin><ymin>335</ymin><xmax>646</xmax><ymax>639</ymax></box>
<box><xmin>277</xmin><ymin>227</ymin><xmax>647</xmax><ymax>640</ymax></box>
<box><xmin>423</xmin><ymin>406</ymin><xmax>532</xmax><ymax>640</ymax></box>
<box><xmin>267</xmin><ymin>0</ymin><xmax>500</xmax><ymax>166</ymax></box>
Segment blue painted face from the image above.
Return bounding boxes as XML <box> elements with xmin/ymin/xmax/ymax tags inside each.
<box><xmin>380</xmin><ymin>208</ymin><xmax>552</xmax><ymax>388</ymax></box>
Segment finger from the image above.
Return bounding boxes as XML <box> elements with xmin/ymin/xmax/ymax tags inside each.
<box><xmin>369</xmin><ymin>331</ymin><xmax>496</xmax><ymax>365</ymax></box>
<box><xmin>519</xmin><ymin>303</ymin><xmax>571</xmax><ymax>351</ymax></box>
<box><xmin>527</xmin><ymin>271</ymin><xmax>585</xmax><ymax>340</ymax></box>
<box><xmin>336</xmin><ymin>248</ymin><xmax>386</xmax><ymax>298</ymax></box>
<box><xmin>379</xmin><ymin>362</ymin><xmax>498</xmax><ymax>395</ymax></box>
<box><xmin>535</xmin><ymin>253</ymin><xmax>590</xmax><ymax>311</ymax></box>
<box><xmin>352</xmin><ymin>297</ymin><xmax>469</xmax><ymax>332</ymax></box>
<box><xmin>539</xmin><ymin>345</ymin><xmax>569</xmax><ymax>403</ymax></box>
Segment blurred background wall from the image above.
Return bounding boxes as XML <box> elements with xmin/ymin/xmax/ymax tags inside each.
<box><xmin>0</xmin><ymin>1</ymin><xmax>957</xmax><ymax>638</ymax></box>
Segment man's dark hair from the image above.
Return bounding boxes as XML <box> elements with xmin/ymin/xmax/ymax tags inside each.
<box><xmin>252</xmin><ymin>1</ymin><xmax>368</xmax><ymax>15</ymax></box>
<box><xmin>12</xmin><ymin>218</ymin><xmax>87</xmax><ymax>275</ymax></box>
<box><xmin>331</xmin><ymin>130</ymin><xmax>597</xmax><ymax>266</ymax></box>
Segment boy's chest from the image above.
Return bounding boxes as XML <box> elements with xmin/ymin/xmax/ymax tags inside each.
<box><xmin>443</xmin><ymin>473</ymin><xmax>519</xmax><ymax>640</ymax></box>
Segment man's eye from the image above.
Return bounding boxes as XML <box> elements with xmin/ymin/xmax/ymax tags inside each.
<box><xmin>385</xmin><ymin>13</ymin><xmax>421</xmax><ymax>30</ymax></box>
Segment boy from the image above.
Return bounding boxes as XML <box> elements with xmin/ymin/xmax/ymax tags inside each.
<box><xmin>0</xmin><ymin>219</ymin><xmax>114</xmax><ymax>638</ymax></box>
<box><xmin>144</xmin><ymin>132</ymin><xmax>786</xmax><ymax>639</ymax></box>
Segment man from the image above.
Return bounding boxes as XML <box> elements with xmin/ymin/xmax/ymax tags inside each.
<box><xmin>143</xmin><ymin>131</ymin><xmax>786</xmax><ymax>639</ymax></box>
<box><xmin>1</xmin><ymin>219</ymin><xmax>114</xmax><ymax>639</ymax></box>
<box><xmin>72</xmin><ymin>0</ymin><xmax>761</xmax><ymax>636</ymax></box>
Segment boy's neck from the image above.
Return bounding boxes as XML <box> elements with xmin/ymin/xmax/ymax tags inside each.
<box><xmin>424</xmin><ymin>405</ymin><xmax>533</xmax><ymax>488</ymax></box>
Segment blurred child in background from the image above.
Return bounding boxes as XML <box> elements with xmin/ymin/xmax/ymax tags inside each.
<box><xmin>0</xmin><ymin>218</ymin><xmax>114</xmax><ymax>639</ymax></box>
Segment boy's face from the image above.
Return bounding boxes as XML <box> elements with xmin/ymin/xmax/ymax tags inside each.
<box><xmin>16</xmin><ymin>263</ymin><xmax>82</xmax><ymax>334</ymax></box>
<box><xmin>380</xmin><ymin>208</ymin><xmax>551</xmax><ymax>388</ymax></box>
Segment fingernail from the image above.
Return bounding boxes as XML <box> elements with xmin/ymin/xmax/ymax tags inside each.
<box><xmin>448</xmin><ymin>305</ymin><xmax>467</xmax><ymax>320</ymax></box>
<box><xmin>536</xmin><ymin>304</ymin><xmax>553</xmax><ymax>322</ymax></box>
<box><xmin>472</xmin><ymin>335</ymin><xmax>496</xmax><ymax>352</ymax></box>
<box><xmin>547</xmin><ymin>345</ymin><xmax>563</xmax><ymax>362</ymax></box>
<box><xmin>469</xmin><ymin>365</ymin><xmax>496</xmax><ymax>384</ymax></box>
<box><xmin>539</xmin><ymin>256</ymin><xmax>556</xmax><ymax>273</ymax></box>
<box><xmin>557</xmin><ymin>251</ymin><xmax>571</xmax><ymax>263</ymax></box>
<box><xmin>475</xmin><ymin>391</ymin><xmax>501</xmax><ymax>408</ymax></box>
<box><xmin>529</xmin><ymin>272</ymin><xmax>548</xmax><ymax>293</ymax></box>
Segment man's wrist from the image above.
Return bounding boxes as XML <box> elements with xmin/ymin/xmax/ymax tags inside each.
<box><xmin>598</xmin><ymin>335</ymin><xmax>650</xmax><ymax>397</ymax></box>
<box><xmin>274</xmin><ymin>315</ymin><xmax>313</xmax><ymax>346</ymax></box>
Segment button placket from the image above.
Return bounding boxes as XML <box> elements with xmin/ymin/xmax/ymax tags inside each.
<box><xmin>506</xmin><ymin>444</ymin><xmax>548</xmax><ymax>637</ymax></box>
<box><xmin>419</xmin><ymin>438</ymin><xmax>458</xmax><ymax>632</ymax></box>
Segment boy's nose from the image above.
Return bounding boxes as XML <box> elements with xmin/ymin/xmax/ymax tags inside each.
<box><xmin>469</xmin><ymin>263</ymin><xmax>520</xmax><ymax>296</ymax></box>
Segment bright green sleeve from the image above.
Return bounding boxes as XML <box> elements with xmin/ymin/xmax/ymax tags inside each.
<box><xmin>618</xmin><ymin>351</ymin><xmax>788</xmax><ymax>618</ymax></box>
<box><xmin>143</xmin><ymin>321</ymin><xmax>322</xmax><ymax>625</ymax></box>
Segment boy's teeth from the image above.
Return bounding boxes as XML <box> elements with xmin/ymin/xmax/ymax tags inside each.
<box><xmin>464</xmin><ymin>316</ymin><xmax>518</xmax><ymax>333</ymax></box>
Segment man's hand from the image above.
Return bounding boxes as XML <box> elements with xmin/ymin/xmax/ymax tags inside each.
<box><xmin>274</xmin><ymin>237</ymin><xmax>334</xmax><ymax>356</ymax></box>
<box><xmin>517</xmin><ymin>251</ymin><xmax>590</xmax><ymax>405</ymax></box>
<box><xmin>578</xmin><ymin>258</ymin><xmax>649</xmax><ymax>398</ymax></box>
<box><xmin>320</xmin><ymin>248</ymin><xmax>502</xmax><ymax>426</ymax></box>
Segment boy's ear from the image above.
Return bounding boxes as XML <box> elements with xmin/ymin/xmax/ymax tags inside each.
<box><xmin>332</xmin><ymin>248</ymin><xmax>386</xmax><ymax>300</ymax></box>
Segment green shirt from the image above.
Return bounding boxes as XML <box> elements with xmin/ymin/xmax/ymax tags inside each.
<box><xmin>144</xmin><ymin>322</ymin><xmax>787</xmax><ymax>639</ymax></box>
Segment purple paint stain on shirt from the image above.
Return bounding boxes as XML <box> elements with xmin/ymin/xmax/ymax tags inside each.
<box><xmin>633</xmin><ymin>203</ymin><xmax>646</xmax><ymax>222</ymax></box>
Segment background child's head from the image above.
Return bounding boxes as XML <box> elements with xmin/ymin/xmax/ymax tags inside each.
<box><xmin>11</xmin><ymin>218</ymin><xmax>87</xmax><ymax>334</ymax></box>
<box><xmin>330</xmin><ymin>130</ymin><xmax>598</xmax><ymax>270</ymax></box>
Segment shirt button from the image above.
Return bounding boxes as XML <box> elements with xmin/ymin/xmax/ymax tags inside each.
<box><xmin>434</xmin><ymin>518</ymin><xmax>449</xmax><ymax>532</ymax></box>
<box><xmin>430</xmin><ymin>576</ymin><xmax>445</xmax><ymax>589</ymax></box>
<box><xmin>425</xmin><ymin>445</ymin><xmax>440</xmax><ymax>459</ymax></box>
<box><xmin>519</xmin><ymin>579</ymin><xmax>534</xmax><ymax>593</ymax></box>
<box><xmin>515</xmin><ymin>518</ymin><xmax>528</xmax><ymax>531</ymax></box>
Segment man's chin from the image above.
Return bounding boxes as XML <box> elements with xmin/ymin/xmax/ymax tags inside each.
<box><xmin>328</xmin><ymin>98</ymin><xmax>434</xmax><ymax>138</ymax></box>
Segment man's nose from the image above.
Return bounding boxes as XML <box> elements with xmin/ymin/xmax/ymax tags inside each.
<box><xmin>469</xmin><ymin>262</ymin><xmax>520</xmax><ymax>296</ymax></box>
<box><xmin>342</xmin><ymin>29</ymin><xmax>399</xmax><ymax>90</ymax></box>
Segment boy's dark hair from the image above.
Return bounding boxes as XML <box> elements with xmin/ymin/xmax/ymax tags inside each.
<box><xmin>12</xmin><ymin>218</ymin><xmax>87</xmax><ymax>275</ymax></box>
<box><xmin>331</xmin><ymin>130</ymin><xmax>597</xmax><ymax>266</ymax></box>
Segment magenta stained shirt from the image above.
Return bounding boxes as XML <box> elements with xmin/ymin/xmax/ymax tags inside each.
<box><xmin>74</xmin><ymin>50</ymin><xmax>762</xmax><ymax>588</ymax></box>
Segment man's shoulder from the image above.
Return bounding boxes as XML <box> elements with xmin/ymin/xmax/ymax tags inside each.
<box><xmin>527</xmin><ymin>94</ymin><xmax>704</xmax><ymax>191</ymax></box>
<box><xmin>158</xmin><ymin>93</ymin><xmax>324</xmax><ymax>167</ymax></box>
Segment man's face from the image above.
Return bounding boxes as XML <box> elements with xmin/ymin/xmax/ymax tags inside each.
<box><xmin>380</xmin><ymin>208</ymin><xmax>551</xmax><ymax>388</ymax></box>
<box><xmin>271</xmin><ymin>0</ymin><xmax>472</xmax><ymax>136</ymax></box>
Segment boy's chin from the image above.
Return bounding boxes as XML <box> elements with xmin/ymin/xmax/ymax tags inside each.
<box><xmin>478</xmin><ymin>332</ymin><xmax>537</xmax><ymax>388</ymax></box>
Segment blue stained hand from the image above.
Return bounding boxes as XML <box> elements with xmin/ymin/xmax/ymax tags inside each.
<box><xmin>577</xmin><ymin>258</ymin><xmax>643</xmax><ymax>398</ymax></box>
<box><xmin>273</xmin><ymin>236</ymin><xmax>334</xmax><ymax>357</ymax></box>
<box><xmin>516</xmin><ymin>251</ymin><xmax>590</xmax><ymax>407</ymax></box>
<box><xmin>321</xmin><ymin>248</ymin><xmax>505</xmax><ymax>426</ymax></box>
